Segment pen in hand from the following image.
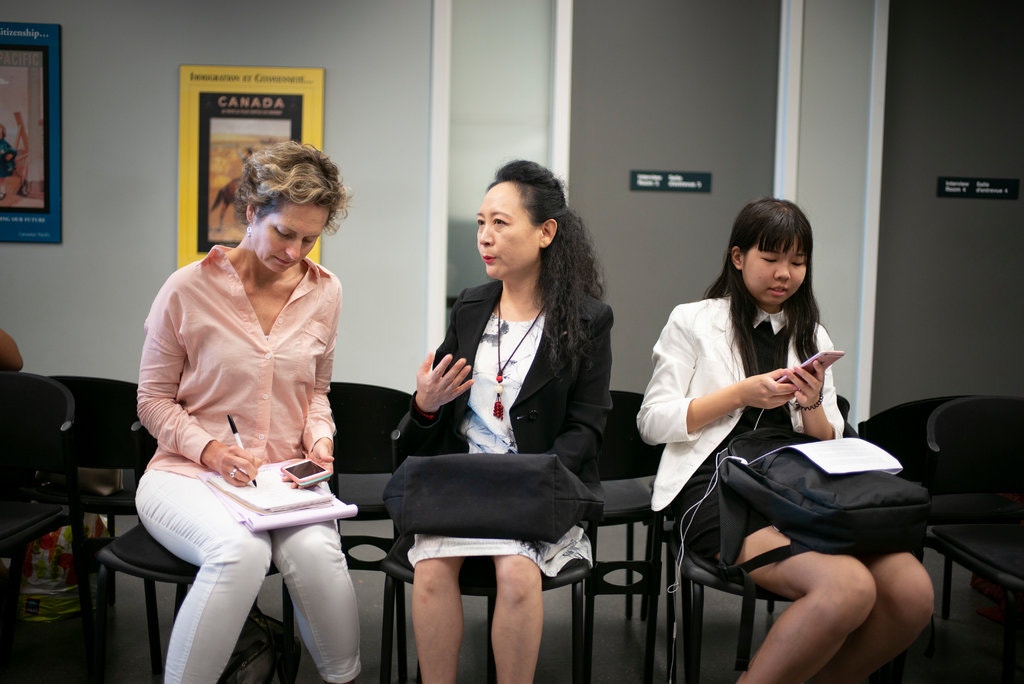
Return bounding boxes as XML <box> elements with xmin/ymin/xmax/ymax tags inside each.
<box><xmin>226</xmin><ymin>414</ymin><xmax>257</xmax><ymax>487</ymax></box>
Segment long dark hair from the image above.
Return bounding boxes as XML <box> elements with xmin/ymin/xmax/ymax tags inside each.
<box><xmin>704</xmin><ymin>197</ymin><xmax>820</xmax><ymax>376</ymax></box>
<box><xmin>489</xmin><ymin>160</ymin><xmax>604</xmax><ymax>371</ymax></box>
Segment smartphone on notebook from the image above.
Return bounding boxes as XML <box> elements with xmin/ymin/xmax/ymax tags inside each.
<box><xmin>281</xmin><ymin>460</ymin><xmax>331</xmax><ymax>488</ymax></box>
<box><xmin>778</xmin><ymin>350</ymin><xmax>845</xmax><ymax>383</ymax></box>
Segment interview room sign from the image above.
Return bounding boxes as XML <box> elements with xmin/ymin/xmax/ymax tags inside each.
<box><xmin>630</xmin><ymin>170</ymin><xmax>711</xmax><ymax>193</ymax></box>
<box><xmin>937</xmin><ymin>177</ymin><xmax>1019</xmax><ymax>200</ymax></box>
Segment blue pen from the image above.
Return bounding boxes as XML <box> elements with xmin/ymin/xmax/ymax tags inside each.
<box><xmin>227</xmin><ymin>414</ymin><xmax>257</xmax><ymax>487</ymax></box>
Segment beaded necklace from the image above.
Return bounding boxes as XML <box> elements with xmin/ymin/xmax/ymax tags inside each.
<box><xmin>493</xmin><ymin>305</ymin><xmax>543</xmax><ymax>419</ymax></box>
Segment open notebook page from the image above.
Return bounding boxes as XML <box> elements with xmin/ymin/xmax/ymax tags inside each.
<box><xmin>202</xmin><ymin>463</ymin><xmax>335</xmax><ymax>513</ymax></box>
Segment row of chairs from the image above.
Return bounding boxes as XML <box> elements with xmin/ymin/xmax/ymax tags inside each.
<box><xmin>0</xmin><ymin>373</ymin><xmax>94</xmax><ymax>671</ymax></box>
<box><xmin>2</xmin><ymin>373</ymin><xmax>1021</xmax><ymax>682</ymax></box>
<box><xmin>665</xmin><ymin>394</ymin><xmax>1024</xmax><ymax>684</ymax></box>
<box><xmin>0</xmin><ymin>374</ymin><xmax>298</xmax><ymax>681</ymax></box>
<box><xmin>0</xmin><ymin>375</ymin><xmax>666</xmax><ymax>683</ymax></box>
<box><xmin>866</xmin><ymin>396</ymin><xmax>1024</xmax><ymax>684</ymax></box>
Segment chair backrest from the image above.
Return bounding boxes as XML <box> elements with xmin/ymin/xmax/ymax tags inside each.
<box><xmin>0</xmin><ymin>371</ymin><xmax>77</xmax><ymax>496</ymax></box>
<box><xmin>926</xmin><ymin>395</ymin><xmax>1024</xmax><ymax>495</ymax></box>
<box><xmin>858</xmin><ymin>395</ymin><xmax>965</xmax><ymax>485</ymax></box>
<box><xmin>836</xmin><ymin>394</ymin><xmax>858</xmax><ymax>437</ymax></box>
<box><xmin>598</xmin><ymin>390</ymin><xmax>663</xmax><ymax>482</ymax></box>
<box><xmin>50</xmin><ymin>375</ymin><xmax>139</xmax><ymax>470</ymax></box>
<box><xmin>390</xmin><ymin>412</ymin><xmax>417</xmax><ymax>473</ymax></box>
<box><xmin>328</xmin><ymin>382</ymin><xmax>412</xmax><ymax>475</ymax></box>
<box><xmin>131</xmin><ymin>420</ymin><xmax>159</xmax><ymax>483</ymax></box>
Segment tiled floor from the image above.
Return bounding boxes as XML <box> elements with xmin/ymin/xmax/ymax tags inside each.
<box><xmin>2</xmin><ymin>518</ymin><xmax>1020</xmax><ymax>682</ymax></box>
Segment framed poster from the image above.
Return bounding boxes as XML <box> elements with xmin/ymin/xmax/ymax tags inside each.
<box><xmin>177</xmin><ymin>65</ymin><xmax>325</xmax><ymax>266</ymax></box>
<box><xmin>0</xmin><ymin>22</ymin><xmax>62</xmax><ymax>243</ymax></box>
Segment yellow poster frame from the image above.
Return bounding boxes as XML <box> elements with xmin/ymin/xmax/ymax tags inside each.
<box><xmin>177</xmin><ymin>64</ymin><xmax>325</xmax><ymax>267</ymax></box>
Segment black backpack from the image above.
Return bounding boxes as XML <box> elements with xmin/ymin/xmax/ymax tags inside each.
<box><xmin>714</xmin><ymin>428</ymin><xmax>931</xmax><ymax>669</ymax></box>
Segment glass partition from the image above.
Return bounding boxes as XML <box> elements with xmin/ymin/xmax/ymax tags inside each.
<box><xmin>446</xmin><ymin>0</ymin><xmax>555</xmax><ymax>305</ymax></box>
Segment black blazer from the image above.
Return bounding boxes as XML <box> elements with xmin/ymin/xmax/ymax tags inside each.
<box><xmin>402</xmin><ymin>280</ymin><xmax>613</xmax><ymax>487</ymax></box>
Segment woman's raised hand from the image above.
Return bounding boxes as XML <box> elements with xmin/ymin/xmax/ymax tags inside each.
<box><xmin>414</xmin><ymin>352</ymin><xmax>474</xmax><ymax>415</ymax></box>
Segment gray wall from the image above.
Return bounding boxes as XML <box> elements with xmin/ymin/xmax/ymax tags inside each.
<box><xmin>0</xmin><ymin>0</ymin><xmax>433</xmax><ymax>392</ymax></box>
<box><xmin>569</xmin><ymin>0</ymin><xmax>781</xmax><ymax>393</ymax></box>
<box><xmin>2</xmin><ymin>1</ymin><xmax>1021</xmax><ymax>415</ymax></box>
<box><xmin>872</xmin><ymin>0</ymin><xmax>1024</xmax><ymax>410</ymax></box>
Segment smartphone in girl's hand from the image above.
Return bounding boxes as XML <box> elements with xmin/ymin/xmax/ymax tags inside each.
<box><xmin>778</xmin><ymin>350</ymin><xmax>845</xmax><ymax>383</ymax></box>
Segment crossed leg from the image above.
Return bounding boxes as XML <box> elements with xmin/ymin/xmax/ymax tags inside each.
<box><xmin>735</xmin><ymin>527</ymin><xmax>933</xmax><ymax>684</ymax></box>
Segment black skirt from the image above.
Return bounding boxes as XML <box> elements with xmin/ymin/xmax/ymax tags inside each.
<box><xmin>669</xmin><ymin>449</ymin><xmax>772</xmax><ymax>560</ymax></box>
<box><xmin>671</xmin><ymin>321</ymin><xmax>793</xmax><ymax>559</ymax></box>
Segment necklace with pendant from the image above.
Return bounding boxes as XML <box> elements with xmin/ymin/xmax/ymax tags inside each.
<box><xmin>493</xmin><ymin>305</ymin><xmax>543</xmax><ymax>419</ymax></box>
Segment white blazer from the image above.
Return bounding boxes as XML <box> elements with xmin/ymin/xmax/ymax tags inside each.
<box><xmin>638</xmin><ymin>298</ymin><xmax>845</xmax><ymax>512</ymax></box>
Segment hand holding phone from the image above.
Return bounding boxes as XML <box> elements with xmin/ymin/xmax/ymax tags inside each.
<box><xmin>281</xmin><ymin>459</ymin><xmax>331</xmax><ymax>488</ymax></box>
<box><xmin>778</xmin><ymin>350</ymin><xmax>845</xmax><ymax>384</ymax></box>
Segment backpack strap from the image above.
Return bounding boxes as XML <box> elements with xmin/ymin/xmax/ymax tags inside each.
<box><xmin>716</xmin><ymin>428</ymin><xmax>822</xmax><ymax>670</ymax></box>
<box><xmin>721</xmin><ymin>544</ymin><xmax>794</xmax><ymax>671</ymax></box>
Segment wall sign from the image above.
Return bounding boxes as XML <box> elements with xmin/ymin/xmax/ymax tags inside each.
<box><xmin>937</xmin><ymin>176</ymin><xmax>1018</xmax><ymax>200</ymax></box>
<box><xmin>0</xmin><ymin>22</ymin><xmax>61</xmax><ymax>243</ymax></box>
<box><xmin>630</xmin><ymin>170</ymin><xmax>711</xmax><ymax>193</ymax></box>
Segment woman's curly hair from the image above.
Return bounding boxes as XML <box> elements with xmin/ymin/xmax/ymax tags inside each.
<box><xmin>490</xmin><ymin>160</ymin><xmax>605</xmax><ymax>372</ymax></box>
<box><xmin>234</xmin><ymin>141</ymin><xmax>350</xmax><ymax>234</ymax></box>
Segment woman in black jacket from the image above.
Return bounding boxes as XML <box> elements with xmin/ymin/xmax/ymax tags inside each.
<box><xmin>400</xmin><ymin>160</ymin><xmax>612</xmax><ymax>684</ymax></box>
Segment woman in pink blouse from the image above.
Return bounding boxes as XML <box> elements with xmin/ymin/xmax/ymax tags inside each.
<box><xmin>136</xmin><ymin>141</ymin><xmax>360</xmax><ymax>684</ymax></box>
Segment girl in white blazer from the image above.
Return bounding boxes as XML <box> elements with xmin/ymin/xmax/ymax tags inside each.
<box><xmin>639</xmin><ymin>198</ymin><xmax>932</xmax><ymax>684</ymax></box>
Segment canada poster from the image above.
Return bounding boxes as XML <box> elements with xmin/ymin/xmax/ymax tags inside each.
<box><xmin>177</xmin><ymin>65</ymin><xmax>324</xmax><ymax>266</ymax></box>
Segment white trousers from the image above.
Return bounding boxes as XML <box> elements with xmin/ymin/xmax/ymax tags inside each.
<box><xmin>136</xmin><ymin>470</ymin><xmax>361</xmax><ymax>683</ymax></box>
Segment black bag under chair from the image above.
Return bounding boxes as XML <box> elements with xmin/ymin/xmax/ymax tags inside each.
<box><xmin>218</xmin><ymin>603</ymin><xmax>300</xmax><ymax>684</ymax></box>
<box><xmin>713</xmin><ymin>428</ymin><xmax>932</xmax><ymax>670</ymax></box>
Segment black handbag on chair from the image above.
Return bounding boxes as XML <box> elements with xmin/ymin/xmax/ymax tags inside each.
<box><xmin>383</xmin><ymin>452</ymin><xmax>604</xmax><ymax>543</ymax></box>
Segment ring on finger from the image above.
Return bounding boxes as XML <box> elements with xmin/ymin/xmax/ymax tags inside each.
<box><xmin>229</xmin><ymin>467</ymin><xmax>238</xmax><ymax>479</ymax></box>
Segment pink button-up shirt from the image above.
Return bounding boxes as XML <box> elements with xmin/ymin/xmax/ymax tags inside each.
<box><xmin>138</xmin><ymin>246</ymin><xmax>341</xmax><ymax>478</ymax></box>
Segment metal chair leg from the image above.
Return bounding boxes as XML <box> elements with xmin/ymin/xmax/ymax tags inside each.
<box><xmin>280</xmin><ymin>584</ymin><xmax>295</xmax><ymax>684</ymax></box>
<box><xmin>573</xmin><ymin>581</ymin><xmax>585</xmax><ymax>684</ymax></box>
<box><xmin>395</xmin><ymin>583</ymin><xmax>408</xmax><ymax>682</ymax></box>
<box><xmin>625</xmin><ymin>521</ymin><xmax>635</xmax><ymax>619</ymax></box>
<box><xmin>0</xmin><ymin>542</ymin><xmax>27</xmax><ymax>664</ymax></box>
<box><xmin>143</xmin><ymin>579</ymin><xmax>164</xmax><ymax>674</ymax></box>
<box><xmin>91</xmin><ymin>564</ymin><xmax>111</xmax><ymax>684</ymax></box>
<box><xmin>486</xmin><ymin>596</ymin><xmax>496</xmax><ymax>684</ymax></box>
<box><xmin>1001</xmin><ymin>588</ymin><xmax>1018</xmax><ymax>684</ymax></box>
<box><xmin>380</xmin><ymin>575</ymin><xmax>396</xmax><ymax>684</ymax></box>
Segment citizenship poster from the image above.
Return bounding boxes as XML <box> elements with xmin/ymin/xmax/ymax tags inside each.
<box><xmin>177</xmin><ymin>65</ymin><xmax>325</xmax><ymax>266</ymax></box>
<box><xmin>0</xmin><ymin>22</ymin><xmax>61</xmax><ymax>243</ymax></box>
